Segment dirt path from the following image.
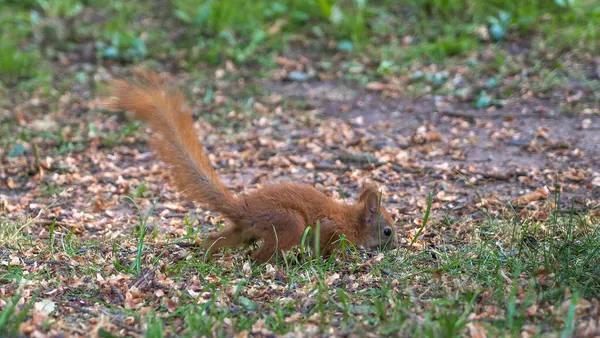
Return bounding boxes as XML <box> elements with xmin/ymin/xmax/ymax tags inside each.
<box><xmin>264</xmin><ymin>82</ymin><xmax>600</xmax><ymax>213</ymax></box>
<box><xmin>1</xmin><ymin>77</ymin><xmax>599</xmax><ymax>244</ymax></box>
<box><xmin>2</xmin><ymin>64</ymin><xmax>599</xmax><ymax>338</ymax></box>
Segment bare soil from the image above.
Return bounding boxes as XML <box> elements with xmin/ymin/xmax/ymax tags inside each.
<box><xmin>266</xmin><ymin>81</ymin><xmax>600</xmax><ymax>215</ymax></box>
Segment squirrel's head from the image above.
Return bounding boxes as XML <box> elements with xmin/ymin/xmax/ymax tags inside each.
<box><xmin>356</xmin><ymin>182</ymin><xmax>399</xmax><ymax>251</ymax></box>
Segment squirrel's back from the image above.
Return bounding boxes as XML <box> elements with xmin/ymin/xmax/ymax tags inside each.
<box><xmin>241</xmin><ymin>182</ymin><xmax>349</xmax><ymax>224</ymax></box>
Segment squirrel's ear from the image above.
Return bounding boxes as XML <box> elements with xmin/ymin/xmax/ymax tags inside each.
<box><xmin>358</xmin><ymin>183</ymin><xmax>380</xmax><ymax>224</ymax></box>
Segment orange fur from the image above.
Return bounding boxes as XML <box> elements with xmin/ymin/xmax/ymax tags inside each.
<box><xmin>106</xmin><ymin>73</ymin><xmax>398</xmax><ymax>263</ymax></box>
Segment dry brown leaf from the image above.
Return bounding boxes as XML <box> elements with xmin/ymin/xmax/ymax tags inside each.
<box><xmin>267</xmin><ymin>18</ymin><xmax>288</xmax><ymax>35</ymax></box>
<box><xmin>512</xmin><ymin>187</ymin><xmax>550</xmax><ymax>206</ymax></box>
<box><xmin>366</xmin><ymin>82</ymin><xmax>403</xmax><ymax>92</ymax></box>
<box><xmin>561</xmin><ymin>297</ymin><xmax>592</xmax><ymax>317</ymax></box>
<box><xmin>467</xmin><ymin>322</ymin><xmax>488</xmax><ymax>338</ymax></box>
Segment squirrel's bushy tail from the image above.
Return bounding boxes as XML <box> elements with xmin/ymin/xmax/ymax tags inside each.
<box><xmin>106</xmin><ymin>73</ymin><xmax>240</xmax><ymax>217</ymax></box>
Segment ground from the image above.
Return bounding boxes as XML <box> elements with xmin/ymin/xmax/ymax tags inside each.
<box><xmin>1</xmin><ymin>1</ymin><xmax>600</xmax><ymax>337</ymax></box>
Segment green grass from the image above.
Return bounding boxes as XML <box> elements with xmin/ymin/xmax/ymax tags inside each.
<box><xmin>0</xmin><ymin>288</ymin><xmax>38</xmax><ymax>337</ymax></box>
<box><xmin>1</xmin><ymin>0</ymin><xmax>599</xmax><ymax>336</ymax></box>
<box><xmin>2</xmin><ymin>189</ymin><xmax>598</xmax><ymax>335</ymax></box>
<box><xmin>0</xmin><ymin>0</ymin><xmax>596</xmax><ymax>78</ymax></box>
<box><xmin>0</xmin><ymin>8</ymin><xmax>43</xmax><ymax>79</ymax></box>
<box><xmin>0</xmin><ymin>0</ymin><xmax>597</xmax><ymax>113</ymax></box>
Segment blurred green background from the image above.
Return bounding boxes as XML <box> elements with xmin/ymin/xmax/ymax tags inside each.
<box><xmin>1</xmin><ymin>0</ymin><xmax>597</xmax><ymax>83</ymax></box>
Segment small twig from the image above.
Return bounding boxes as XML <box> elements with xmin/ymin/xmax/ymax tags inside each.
<box><xmin>393</xmin><ymin>163</ymin><xmax>527</xmax><ymax>181</ymax></box>
<box><xmin>150</xmin><ymin>280</ymin><xmax>172</xmax><ymax>291</ymax></box>
<box><xmin>99</xmin><ymin>271</ymin><xmax>125</xmax><ymax>305</ymax></box>
<box><xmin>454</xmin><ymin>169</ymin><xmax>512</xmax><ymax>181</ymax></box>
<box><xmin>391</xmin><ymin>164</ymin><xmax>430</xmax><ymax>174</ymax></box>
<box><xmin>27</xmin><ymin>259</ymin><xmax>72</xmax><ymax>266</ymax></box>
<box><xmin>439</xmin><ymin>110</ymin><xmax>541</xmax><ymax>120</ymax></box>
<box><xmin>176</xmin><ymin>242</ymin><xmax>201</xmax><ymax>249</ymax></box>
<box><xmin>456</xmin><ymin>169</ymin><xmax>530</xmax><ymax>181</ymax></box>
<box><xmin>337</xmin><ymin>153</ymin><xmax>386</xmax><ymax>166</ymax></box>
<box><xmin>22</xmin><ymin>259</ymin><xmax>81</xmax><ymax>272</ymax></box>
<box><xmin>110</xmin><ymin>317</ymin><xmax>142</xmax><ymax>334</ymax></box>
<box><xmin>314</xmin><ymin>163</ymin><xmax>351</xmax><ymax>172</ymax></box>
<box><xmin>130</xmin><ymin>266</ymin><xmax>159</xmax><ymax>289</ymax></box>
<box><xmin>160</xmin><ymin>213</ymin><xmax>190</xmax><ymax>219</ymax></box>
<box><xmin>33</xmin><ymin>142</ymin><xmax>43</xmax><ymax>178</ymax></box>
<box><xmin>66</xmin><ymin>303</ymin><xmax>96</xmax><ymax>316</ymax></box>
<box><xmin>110</xmin><ymin>284</ymin><xmax>125</xmax><ymax>305</ymax></box>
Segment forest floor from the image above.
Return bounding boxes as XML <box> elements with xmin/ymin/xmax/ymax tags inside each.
<box><xmin>1</xmin><ymin>1</ymin><xmax>600</xmax><ymax>337</ymax></box>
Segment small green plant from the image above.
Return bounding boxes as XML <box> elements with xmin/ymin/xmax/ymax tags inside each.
<box><xmin>0</xmin><ymin>35</ymin><xmax>42</xmax><ymax>78</ymax></box>
<box><xmin>48</xmin><ymin>218</ymin><xmax>56</xmax><ymax>251</ymax></box>
<box><xmin>0</xmin><ymin>287</ymin><xmax>38</xmax><ymax>337</ymax></box>
<box><xmin>40</xmin><ymin>182</ymin><xmax>62</xmax><ymax>197</ymax></box>
<box><xmin>487</xmin><ymin>11</ymin><xmax>511</xmax><ymax>41</ymax></box>
<box><xmin>36</xmin><ymin>0</ymin><xmax>84</xmax><ymax>18</ymax></box>
<box><xmin>95</xmin><ymin>32</ymin><xmax>147</xmax><ymax>62</ymax></box>
<box><xmin>0</xmin><ymin>9</ymin><xmax>42</xmax><ymax>79</ymax></box>
<box><xmin>405</xmin><ymin>192</ymin><xmax>432</xmax><ymax>256</ymax></box>
<box><xmin>125</xmin><ymin>196</ymin><xmax>159</xmax><ymax>277</ymax></box>
<box><xmin>144</xmin><ymin>311</ymin><xmax>164</xmax><ymax>338</ymax></box>
<box><xmin>131</xmin><ymin>181</ymin><xmax>148</xmax><ymax>199</ymax></box>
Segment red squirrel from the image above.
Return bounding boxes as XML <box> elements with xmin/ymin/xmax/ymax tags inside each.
<box><xmin>106</xmin><ymin>73</ymin><xmax>398</xmax><ymax>263</ymax></box>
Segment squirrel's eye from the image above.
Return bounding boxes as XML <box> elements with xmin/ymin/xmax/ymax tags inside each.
<box><xmin>383</xmin><ymin>228</ymin><xmax>392</xmax><ymax>237</ymax></box>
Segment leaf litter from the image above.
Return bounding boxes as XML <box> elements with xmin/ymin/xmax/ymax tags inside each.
<box><xmin>1</xmin><ymin>47</ymin><xmax>600</xmax><ymax>338</ymax></box>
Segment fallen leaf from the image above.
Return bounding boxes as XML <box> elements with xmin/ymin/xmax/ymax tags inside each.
<box><xmin>34</xmin><ymin>299</ymin><xmax>55</xmax><ymax>316</ymax></box>
<box><xmin>467</xmin><ymin>322</ymin><xmax>487</xmax><ymax>338</ymax></box>
<box><xmin>9</xmin><ymin>255</ymin><xmax>20</xmax><ymax>266</ymax></box>
<box><xmin>268</xmin><ymin>18</ymin><xmax>287</xmax><ymax>36</ymax></box>
<box><xmin>512</xmin><ymin>187</ymin><xmax>550</xmax><ymax>206</ymax></box>
<box><xmin>561</xmin><ymin>297</ymin><xmax>592</xmax><ymax>317</ymax></box>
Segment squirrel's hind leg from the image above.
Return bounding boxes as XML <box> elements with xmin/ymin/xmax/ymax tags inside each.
<box><xmin>204</xmin><ymin>225</ymin><xmax>252</xmax><ymax>258</ymax></box>
<box><xmin>252</xmin><ymin>210</ymin><xmax>306</xmax><ymax>264</ymax></box>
